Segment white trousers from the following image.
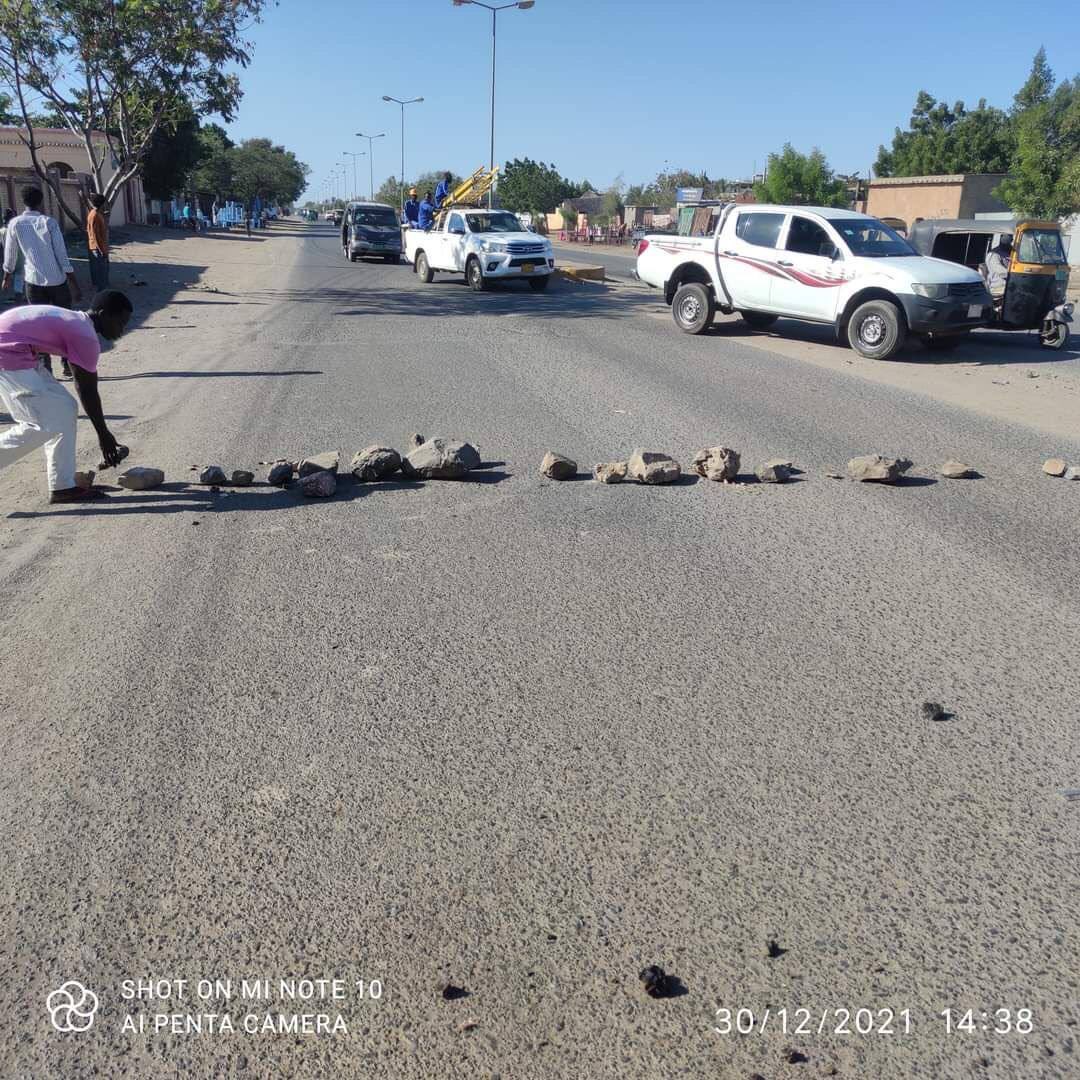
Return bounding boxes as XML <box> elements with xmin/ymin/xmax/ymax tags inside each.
<box><xmin>0</xmin><ymin>361</ymin><xmax>78</xmax><ymax>491</ymax></box>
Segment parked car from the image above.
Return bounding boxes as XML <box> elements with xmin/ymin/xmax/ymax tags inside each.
<box><xmin>405</xmin><ymin>208</ymin><xmax>555</xmax><ymax>292</ymax></box>
<box><xmin>636</xmin><ymin>205</ymin><xmax>992</xmax><ymax>358</ymax></box>
<box><xmin>341</xmin><ymin>201</ymin><xmax>403</xmax><ymax>263</ymax></box>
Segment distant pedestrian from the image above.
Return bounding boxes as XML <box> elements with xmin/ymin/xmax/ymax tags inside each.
<box><xmin>0</xmin><ymin>290</ymin><xmax>132</xmax><ymax>503</ymax></box>
<box><xmin>86</xmin><ymin>192</ymin><xmax>110</xmax><ymax>290</ymax></box>
<box><xmin>1</xmin><ymin>185</ymin><xmax>81</xmax><ymax>377</ymax></box>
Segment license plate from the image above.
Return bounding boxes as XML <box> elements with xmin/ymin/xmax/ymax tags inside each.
<box><xmin>521</xmin><ymin>263</ymin><xmax>534</xmax><ymax>273</ymax></box>
<box><xmin>967</xmin><ymin>304</ymin><xmax>982</xmax><ymax>318</ymax></box>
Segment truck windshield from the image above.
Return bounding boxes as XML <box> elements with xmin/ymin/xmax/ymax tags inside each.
<box><xmin>1017</xmin><ymin>228</ymin><xmax>1066</xmax><ymax>265</ymax></box>
<box><xmin>466</xmin><ymin>212</ymin><xmax>523</xmax><ymax>233</ymax></box>
<box><xmin>353</xmin><ymin>208</ymin><xmax>398</xmax><ymax>228</ymax></box>
<box><xmin>830</xmin><ymin>219</ymin><xmax>914</xmax><ymax>257</ymax></box>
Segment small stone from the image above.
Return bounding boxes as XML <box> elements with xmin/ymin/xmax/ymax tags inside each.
<box><xmin>408</xmin><ymin>432</ymin><xmax>426</xmax><ymax>449</ymax></box>
<box><xmin>402</xmin><ymin>438</ymin><xmax>481</xmax><ymax>480</ymax></box>
<box><xmin>457</xmin><ymin>1019</ymin><xmax>479</xmax><ymax>1033</ymax></box>
<box><xmin>627</xmin><ymin>449</ymin><xmax>681</xmax><ymax>485</ymax></box>
<box><xmin>298</xmin><ymin>451</ymin><xmax>339</xmax><ymax>477</ymax></box>
<box><xmin>351</xmin><ymin>446</ymin><xmax>402</xmax><ymax>482</ymax></box>
<box><xmin>231</xmin><ymin>470</ymin><xmax>254</xmax><ymax>485</ymax></box>
<box><xmin>74</xmin><ymin>470</ymin><xmax>95</xmax><ymax>490</ymax></box>
<box><xmin>117</xmin><ymin>466</ymin><xmax>165</xmax><ymax>490</ymax></box>
<box><xmin>593</xmin><ymin>461</ymin><xmax>627</xmax><ymax>484</ymax></box>
<box><xmin>692</xmin><ymin>446</ymin><xmax>740</xmax><ymax>482</ymax></box>
<box><xmin>299</xmin><ymin>469</ymin><xmax>337</xmax><ymax>498</ymax></box>
<box><xmin>766</xmin><ymin>939</ymin><xmax>787</xmax><ymax>959</ymax></box>
<box><xmin>198</xmin><ymin>465</ymin><xmax>227</xmax><ymax>485</ymax></box>
<box><xmin>540</xmin><ymin>451</ymin><xmax>577</xmax><ymax>480</ymax></box>
<box><xmin>639</xmin><ymin>965</ymin><xmax>671</xmax><ymax>998</ymax></box>
<box><xmin>941</xmin><ymin>460</ymin><xmax>977</xmax><ymax>479</ymax></box>
<box><xmin>1064</xmin><ymin>466</ymin><xmax>1080</xmax><ymax>481</ymax></box>
<box><xmin>758</xmin><ymin>459</ymin><xmax>793</xmax><ymax>484</ymax></box>
<box><xmin>441</xmin><ymin>984</ymin><xmax>469</xmax><ymax>1002</ymax></box>
<box><xmin>1042</xmin><ymin>458</ymin><xmax>1067</xmax><ymax>477</ymax></box>
<box><xmin>786</xmin><ymin>1049</ymin><xmax>810</xmax><ymax>1064</ymax></box>
<box><xmin>921</xmin><ymin>701</ymin><xmax>947</xmax><ymax>722</ymax></box>
<box><xmin>267</xmin><ymin>461</ymin><xmax>294</xmax><ymax>486</ymax></box>
<box><xmin>826</xmin><ymin>471</ymin><xmax>844</xmax><ymax>480</ymax></box>
<box><xmin>847</xmin><ymin>454</ymin><xmax>912</xmax><ymax>483</ymax></box>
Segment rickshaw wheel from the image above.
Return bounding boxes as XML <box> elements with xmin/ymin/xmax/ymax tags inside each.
<box><xmin>1040</xmin><ymin>323</ymin><xmax>1070</xmax><ymax>350</ymax></box>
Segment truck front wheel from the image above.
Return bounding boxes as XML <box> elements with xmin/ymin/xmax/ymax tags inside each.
<box><xmin>467</xmin><ymin>256</ymin><xmax>487</xmax><ymax>292</ymax></box>
<box><xmin>416</xmin><ymin>252</ymin><xmax>434</xmax><ymax>283</ymax></box>
<box><xmin>847</xmin><ymin>299</ymin><xmax>906</xmax><ymax>360</ymax></box>
<box><xmin>671</xmin><ymin>282</ymin><xmax>715</xmax><ymax>335</ymax></box>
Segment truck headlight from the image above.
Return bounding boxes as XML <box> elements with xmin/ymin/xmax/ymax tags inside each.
<box><xmin>912</xmin><ymin>283</ymin><xmax>949</xmax><ymax>300</ymax></box>
<box><xmin>479</xmin><ymin>239</ymin><xmax>507</xmax><ymax>253</ymax></box>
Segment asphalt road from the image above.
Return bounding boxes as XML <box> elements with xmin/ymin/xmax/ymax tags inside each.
<box><xmin>551</xmin><ymin>240</ymin><xmax>639</xmax><ymax>278</ymax></box>
<box><xmin>2</xmin><ymin>220</ymin><xmax>1078</xmax><ymax>1080</ymax></box>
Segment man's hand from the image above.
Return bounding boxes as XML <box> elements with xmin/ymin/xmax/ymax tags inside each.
<box><xmin>1</xmin><ymin>273</ymin><xmax>10</xmax><ymax>292</ymax></box>
<box><xmin>98</xmin><ymin>429</ymin><xmax>124</xmax><ymax>467</ymax></box>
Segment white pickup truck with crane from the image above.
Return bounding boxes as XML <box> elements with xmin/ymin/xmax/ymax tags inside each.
<box><xmin>635</xmin><ymin>204</ymin><xmax>992</xmax><ymax>359</ymax></box>
<box><xmin>404</xmin><ymin>167</ymin><xmax>555</xmax><ymax>292</ymax></box>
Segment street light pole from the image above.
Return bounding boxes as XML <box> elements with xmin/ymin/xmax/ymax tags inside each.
<box><xmin>381</xmin><ymin>97</ymin><xmax>423</xmax><ymax>211</ymax></box>
<box><xmin>452</xmin><ymin>1</ymin><xmax>534</xmax><ymax>207</ymax></box>
<box><xmin>344</xmin><ymin>151</ymin><xmax>365</xmax><ymax>201</ymax></box>
<box><xmin>355</xmin><ymin>132</ymin><xmax>386</xmax><ymax>201</ymax></box>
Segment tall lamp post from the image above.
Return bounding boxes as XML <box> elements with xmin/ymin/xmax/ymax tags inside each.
<box><xmin>381</xmin><ymin>95</ymin><xmax>423</xmax><ymax>211</ymax></box>
<box><xmin>343</xmin><ymin>151</ymin><xmax>365</xmax><ymax>201</ymax></box>
<box><xmin>355</xmin><ymin>131</ymin><xmax>386</xmax><ymax>201</ymax></box>
<box><xmin>452</xmin><ymin>0</ymin><xmax>535</xmax><ymax>207</ymax></box>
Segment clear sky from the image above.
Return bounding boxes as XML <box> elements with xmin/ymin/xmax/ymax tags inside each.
<box><xmin>222</xmin><ymin>0</ymin><xmax>1080</xmax><ymax>204</ymax></box>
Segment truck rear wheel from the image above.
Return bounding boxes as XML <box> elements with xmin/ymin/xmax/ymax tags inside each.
<box><xmin>847</xmin><ymin>299</ymin><xmax>906</xmax><ymax>360</ymax></box>
<box><xmin>671</xmin><ymin>282</ymin><xmax>715</xmax><ymax>335</ymax></box>
<box><xmin>740</xmin><ymin>311</ymin><xmax>778</xmax><ymax>330</ymax></box>
<box><xmin>467</xmin><ymin>256</ymin><xmax>487</xmax><ymax>292</ymax></box>
<box><xmin>416</xmin><ymin>251</ymin><xmax>434</xmax><ymax>283</ymax></box>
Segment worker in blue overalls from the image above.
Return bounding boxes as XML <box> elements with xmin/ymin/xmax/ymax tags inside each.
<box><xmin>418</xmin><ymin>191</ymin><xmax>436</xmax><ymax>231</ymax></box>
<box><xmin>434</xmin><ymin>172</ymin><xmax>452</xmax><ymax>209</ymax></box>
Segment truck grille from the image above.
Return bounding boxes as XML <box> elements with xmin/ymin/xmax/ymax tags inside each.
<box><xmin>948</xmin><ymin>282</ymin><xmax>986</xmax><ymax>298</ymax></box>
<box><xmin>507</xmin><ymin>242</ymin><xmax>546</xmax><ymax>255</ymax></box>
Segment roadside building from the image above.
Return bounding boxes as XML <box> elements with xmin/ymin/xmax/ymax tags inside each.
<box><xmin>864</xmin><ymin>174</ymin><xmax>1009</xmax><ymax>231</ymax></box>
<box><xmin>0</xmin><ymin>126</ymin><xmax>146</xmax><ymax>229</ymax></box>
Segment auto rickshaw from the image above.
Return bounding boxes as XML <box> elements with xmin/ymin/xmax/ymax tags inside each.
<box><xmin>907</xmin><ymin>217</ymin><xmax>1073</xmax><ymax>349</ymax></box>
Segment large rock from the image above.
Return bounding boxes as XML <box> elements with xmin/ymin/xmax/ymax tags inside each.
<box><xmin>199</xmin><ymin>465</ymin><xmax>227</xmax><ymax>485</ymax></box>
<box><xmin>350</xmin><ymin>446</ymin><xmax>402</xmax><ymax>482</ymax></box>
<box><xmin>299</xmin><ymin>469</ymin><xmax>337</xmax><ymax>497</ymax></box>
<box><xmin>1043</xmin><ymin>458</ymin><xmax>1067</xmax><ymax>477</ymax></box>
<box><xmin>847</xmin><ymin>454</ymin><xmax>912</xmax><ymax>483</ymax></box>
<box><xmin>940</xmin><ymin>460</ymin><xmax>976</xmax><ymax>479</ymax></box>
<box><xmin>627</xmin><ymin>449</ymin><xmax>681</xmax><ymax>485</ymax></box>
<box><xmin>117</xmin><ymin>466</ymin><xmax>164</xmax><ymax>490</ymax></box>
<box><xmin>231</xmin><ymin>470</ymin><xmax>254</xmax><ymax>485</ymax></box>
<box><xmin>593</xmin><ymin>461</ymin><xmax>627</xmax><ymax>484</ymax></box>
<box><xmin>757</xmin><ymin>459</ymin><xmax>793</xmax><ymax>484</ymax></box>
<box><xmin>540</xmin><ymin>451</ymin><xmax>577</xmax><ymax>480</ymax></box>
<box><xmin>402</xmin><ymin>438</ymin><xmax>481</xmax><ymax>479</ymax></box>
<box><xmin>267</xmin><ymin>461</ymin><xmax>294</xmax><ymax>486</ymax></box>
<box><xmin>298</xmin><ymin>451</ymin><xmax>339</xmax><ymax>477</ymax></box>
<box><xmin>692</xmin><ymin>446</ymin><xmax>740</xmax><ymax>482</ymax></box>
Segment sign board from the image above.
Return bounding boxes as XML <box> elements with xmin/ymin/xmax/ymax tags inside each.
<box><xmin>676</xmin><ymin>187</ymin><xmax>704</xmax><ymax>204</ymax></box>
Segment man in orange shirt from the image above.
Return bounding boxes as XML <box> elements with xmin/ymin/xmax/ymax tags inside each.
<box><xmin>87</xmin><ymin>192</ymin><xmax>109</xmax><ymax>289</ymax></box>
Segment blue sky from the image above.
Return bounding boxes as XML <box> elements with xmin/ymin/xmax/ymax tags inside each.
<box><xmin>223</xmin><ymin>0</ymin><xmax>1080</xmax><ymax>203</ymax></box>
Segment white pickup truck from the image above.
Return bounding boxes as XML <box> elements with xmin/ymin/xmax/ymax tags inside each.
<box><xmin>405</xmin><ymin>208</ymin><xmax>555</xmax><ymax>292</ymax></box>
<box><xmin>636</xmin><ymin>205</ymin><xmax>992</xmax><ymax>358</ymax></box>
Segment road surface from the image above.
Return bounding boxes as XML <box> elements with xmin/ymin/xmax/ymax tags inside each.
<box><xmin>2</xmin><ymin>220</ymin><xmax>1078</xmax><ymax>1079</ymax></box>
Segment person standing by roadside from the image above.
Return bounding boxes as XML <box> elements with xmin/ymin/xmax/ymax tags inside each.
<box><xmin>0</xmin><ymin>208</ymin><xmax>24</xmax><ymax>302</ymax></box>
<box><xmin>86</xmin><ymin>193</ymin><xmax>110</xmax><ymax>290</ymax></box>
<box><xmin>1</xmin><ymin>186</ymin><xmax>81</xmax><ymax>377</ymax></box>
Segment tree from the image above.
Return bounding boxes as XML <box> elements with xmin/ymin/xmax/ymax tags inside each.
<box><xmin>0</xmin><ymin>0</ymin><xmax>265</xmax><ymax>225</ymax></box>
<box><xmin>1014</xmin><ymin>46</ymin><xmax>1055</xmax><ymax>113</ymax></box>
<box><xmin>374</xmin><ymin>175</ymin><xmax>400</xmax><ymax>206</ymax></box>
<box><xmin>753</xmin><ymin>145</ymin><xmax>848</xmax><ymax>207</ymax></box>
<box><xmin>140</xmin><ymin>112</ymin><xmax>201</xmax><ymax>201</ymax></box>
<box><xmin>497</xmin><ymin>158</ymin><xmax>580</xmax><ymax>215</ymax></box>
<box><xmin>875</xmin><ymin>91</ymin><xmax>1013</xmax><ymax>177</ymax></box>
<box><xmin>229</xmin><ymin>139</ymin><xmax>309</xmax><ymax>206</ymax></box>
<box><xmin>190</xmin><ymin>124</ymin><xmax>235</xmax><ymax>197</ymax></box>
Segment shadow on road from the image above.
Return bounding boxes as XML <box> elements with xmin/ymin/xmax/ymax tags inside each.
<box><xmin>98</xmin><ymin>369</ymin><xmax>323</xmax><ymax>382</ymax></box>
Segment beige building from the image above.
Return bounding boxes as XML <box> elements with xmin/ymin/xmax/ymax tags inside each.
<box><xmin>865</xmin><ymin>174</ymin><xmax>1009</xmax><ymax>230</ymax></box>
<box><xmin>0</xmin><ymin>126</ymin><xmax>146</xmax><ymax>228</ymax></box>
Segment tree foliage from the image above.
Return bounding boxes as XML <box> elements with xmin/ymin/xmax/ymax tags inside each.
<box><xmin>140</xmin><ymin>111</ymin><xmax>201</xmax><ymax>201</ymax></box>
<box><xmin>0</xmin><ymin>0</ymin><xmax>265</xmax><ymax>224</ymax></box>
<box><xmin>875</xmin><ymin>91</ymin><xmax>1014</xmax><ymax>177</ymax></box>
<box><xmin>753</xmin><ymin>145</ymin><xmax>847</xmax><ymax>207</ymax></box>
<box><xmin>228</xmin><ymin>139</ymin><xmax>309</xmax><ymax>206</ymax></box>
<box><xmin>497</xmin><ymin>158</ymin><xmax>582</xmax><ymax>215</ymax></box>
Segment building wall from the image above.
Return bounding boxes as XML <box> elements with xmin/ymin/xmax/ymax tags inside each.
<box><xmin>957</xmin><ymin>174</ymin><xmax>1010</xmax><ymax>218</ymax></box>
<box><xmin>866</xmin><ymin>174</ymin><xmax>1008</xmax><ymax>229</ymax></box>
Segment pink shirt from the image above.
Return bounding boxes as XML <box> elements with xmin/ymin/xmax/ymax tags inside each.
<box><xmin>0</xmin><ymin>305</ymin><xmax>100</xmax><ymax>373</ymax></box>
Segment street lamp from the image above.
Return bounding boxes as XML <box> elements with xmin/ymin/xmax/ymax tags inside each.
<box><xmin>452</xmin><ymin>0</ymin><xmax>534</xmax><ymax>207</ymax></box>
<box><xmin>343</xmin><ymin>151</ymin><xmax>365</xmax><ymax>202</ymax></box>
<box><xmin>355</xmin><ymin>131</ymin><xmax>386</xmax><ymax>201</ymax></box>
<box><xmin>382</xmin><ymin>95</ymin><xmax>423</xmax><ymax>211</ymax></box>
